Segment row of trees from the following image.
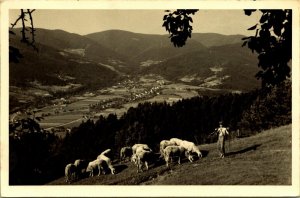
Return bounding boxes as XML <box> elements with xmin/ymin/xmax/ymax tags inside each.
<box><xmin>9</xmin><ymin>80</ymin><xmax>291</xmax><ymax>184</ymax></box>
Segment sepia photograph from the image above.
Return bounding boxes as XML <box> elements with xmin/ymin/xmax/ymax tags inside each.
<box><xmin>1</xmin><ymin>0</ymin><xmax>299</xmax><ymax>197</ymax></box>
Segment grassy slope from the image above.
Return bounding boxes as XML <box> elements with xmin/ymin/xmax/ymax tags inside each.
<box><xmin>48</xmin><ymin>125</ymin><xmax>291</xmax><ymax>185</ymax></box>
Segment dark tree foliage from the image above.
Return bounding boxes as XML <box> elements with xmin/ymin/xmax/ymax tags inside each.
<box><xmin>238</xmin><ymin>80</ymin><xmax>291</xmax><ymax>133</ymax></box>
<box><xmin>162</xmin><ymin>9</ymin><xmax>292</xmax><ymax>87</ymax></box>
<box><xmin>162</xmin><ymin>9</ymin><xmax>199</xmax><ymax>47</ymax></box>
<box><xmin>243</xmin><ymin>9</ymin><xmax>291</xmax><ymax>87</ymax></box>
<box><xmin>9</xmin><ymin>112</ymin><xmax>61</xmax><ymax>185</ymax></box>
<box><xmin>60</xmin><ymin>114</ymin><xmax>120</xmax><ymax>162</ymax></box>
<box><xmin>9</xmin><ymin>110</ymin><xmax>43</xmax><ymax>134</ymax></box>
<box><xmin>9</xmin><ymin>9</ymin><xmax>37</xmax><ymax>63</ymax></box>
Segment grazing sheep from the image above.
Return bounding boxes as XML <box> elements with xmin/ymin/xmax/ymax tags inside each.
<box><xmin>86</xmin><ymin>159</ymin><xmax>105</xmax><ymax>177</ymax></box>
<box><xmin>120</xmin><ymin>146</ymin><xmax>133</xmax><ymax>162</ymax></box>
<box><xmin>132</xmin><ymin>144</ymin><xmax>151</xmax><ymax>155</ymax></box>
<box><xmin>159</xmin><ymin>140</ymin><xmax>176</xmax><ymax>158</ymax></box>
<box><xmin>169</xmin><ymin>138</ymin><xmax>184</xmax><ymax>146</ymax></box>
<box><xmin>134</xmin><ymin>146</ymin><xmax>154</xmax><ymax>173</ymax></box>
<box><xmin>163</xmin><ymin>145</ymin><xmax>191</xmax><ymax>168</ymax></box>
<box><xmin>65</xmin><ymin>163</ymin><xmax>76</xmax><ymax>183</ymax></box>
<box><xmin>131</xmin><ymin>153</ymin><xmax>138</xmax><ymax>164</ymax></box>
<box><xmin>97</xmin><ymin>149</ymin><xmax>115</xmax><ymax>175</ymax></box>
<box><xmin>74</xmin><ymin>159</ymin><xmax>88</xmax><ymax>178</ymax></box>
<box><xmin>180</xmin><ymin>140</ymin><xmax>202</xmax><ymax>158</ymax></box>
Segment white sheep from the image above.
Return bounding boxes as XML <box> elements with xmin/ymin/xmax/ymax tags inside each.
<box><xmin>159</xmin><ymin>140</ymin><xmax>176</xmax><ymax>158</ymax></box>
<box><xmin>65</xmin><ymin>163</ymin><xmax>76</xmax><ymax>183</ymax></box>
<box><xmin>179</xmin><ymin>140</ymin><xmax>202</xmax><ymax>158</ymax></box>
<box><xmin>132</xmin><ymin>143</ymin><xmax>151</xmax><ymax>155</ymax></box>
<box><xmin>163</xmin><ymin>145</ymin><xmax>191</xmax><ymax>168</ymax></box>
<box><xmin>97</xmin><ymin>149</ymin><xmax>115</xmax><ymax>175</ymax></box>
<box><xmin>120</xmin><ymin>146</ymin><xmax>132</xmax><ymax>162</ymax></box>
<box><xmin>169</xmin><ymin>138</ymin><xmax>184</xmax><ymax>146</ymax></box>
<box><xmin>74</xmin><ymin>159</ymin><xmax>88</xmax><ymax>178</ymax></box>
<box><xmin>86</xmin><ymin>159</ymin><xmax>105</xmax><ymax>177</ymax></box>
<box><xmin>134</xmin><ymin>146</ymin><xmax>154</xmax><ymax>173</ymax></box>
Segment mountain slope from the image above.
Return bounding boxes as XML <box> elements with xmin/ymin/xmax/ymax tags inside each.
<box><xmin>47</xmin><ymin>124</ymin><xmax>291</xmax><ymax>185</ymax></box>
<box><xmin>142</xmin><ymin>43</ymin><xmax>260</xmax><ymax>91</ymax></box>
<box><xmin>10</xmin><ymin>28</ymin><xmax>261</xmax><ymax>95</ymax></box>
<box><xmin>191</xmin><ymin>33</ymin><xmax>245</xmax><ymax>47</ymax></box>
<box><xmin>85</xmin><ymin>30</ymin><xmax>208</xmax><ymax>63</ymax></box>
<box><xmin>10</xmin><ymin>33</ymin><xmax>120</xmax><ymax>87</ymax></box>
<box><xmin>85</xmin><ymin>30</ymin><xmax>245</xmax><ymax>62</ymax></box>
<box><xmin>85</xmin><ymin>30</ymin><xmax>260</xmax><ymax>91</ymax></box>
<box><xmin>12</xmin><ymin>28</ymin><xmax>138</xmax><ymax>73</ymax></box>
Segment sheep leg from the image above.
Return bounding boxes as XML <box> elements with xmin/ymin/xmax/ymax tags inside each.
<box><xmin>109</xmin><ymin>165</ymin><xmax>115</xmax><ymax>174</ymax></box>
<box><xmin>136</xmin><ymin>159</ymin><xmax>140</xmax><ymax>173</ymax></box>
<box><xmin>97</xmin><ymin>165</ymin><xmax>101</xmax><ymax>176</ymax></box>
<box><xmin>140</xmin><ymin>162</ymin><xmax>144</xmax><ymax>172</ymax></box>
<box><xmin>160</xmin><ymin>148</ymin><xmax>164</xmax><ymax>158</ymax></box>
<box><xmin>165</xmin><ymin>156</ymin><xmax>170</xmax><ymax>168</ymax></box>
<box><xmin>145</xmin><ymin>161</ymin><xmax>149</xmax><ymax>170</ymax></box>
<box><xmin>72</xmin><ymin>173</ymin><xmax>76</xmax><ymax>181</ymax></box>
<box><xmin>178</xmin><ymin>157</ymin><xmax>181</xmax><ymax>164</ymax></box>
<box><xmin>110</xmin><ymin>169</ymin><xmax>114</xmax><ymax>175</ymax></box>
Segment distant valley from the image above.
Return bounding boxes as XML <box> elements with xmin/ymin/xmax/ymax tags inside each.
<box><xmin>9</xmin><ymin>28</ymin><xmax>261</xmax><ymax>131</ymax></box>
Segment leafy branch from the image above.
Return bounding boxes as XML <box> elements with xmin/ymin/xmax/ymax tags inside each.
<box><xmin>162</xmin><ymin>9</ymin><xmax>199</xmax><ymax>47</ymax></box>
<box><xmin>242</xmin><ymin>9</ymin><xmax>291</xmax><ymax>87</ymax></box>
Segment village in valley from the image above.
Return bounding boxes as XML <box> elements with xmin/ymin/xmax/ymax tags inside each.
<box><xmin>14</xmin><ymin>74</ymin><xmax>211</xmax><ymax>137</ymax></box>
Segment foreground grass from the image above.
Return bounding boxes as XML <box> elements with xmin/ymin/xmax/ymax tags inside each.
<box><xmin>48</xmin><ymin>125</ymin><xmax>291</xmax><ymax>185</ymax></box>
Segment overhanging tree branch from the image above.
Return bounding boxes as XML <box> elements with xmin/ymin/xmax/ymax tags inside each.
<box><xmin>10</xmin><ymin>9</ymin><xmax>38</xmax><ymax>63</ymax></box>
<box><xmin>162</xmin><ymin>9</ymin><xmax>199</xmax><ymax>47</ymax></box>
<box><xmin>243</xmin><ymin>9</ymin><xmax>291</xmax><ymax>87</ymax></box>
<box><xmin>162</xmin><ymin>9</ymin><xmax>292</xmax><ymax>87</ymax></box>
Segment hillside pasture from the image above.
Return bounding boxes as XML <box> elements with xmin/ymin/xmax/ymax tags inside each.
<box><xmin>48</xmin><ymin>125</ymin><xmax>291</xmax><ymax>185</ymax></box>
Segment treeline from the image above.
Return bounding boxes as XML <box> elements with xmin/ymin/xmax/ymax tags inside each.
<box><xmin>9</xmin><ymin>80</ymin><xmax>291</xmax><ymax>185</ymax></box>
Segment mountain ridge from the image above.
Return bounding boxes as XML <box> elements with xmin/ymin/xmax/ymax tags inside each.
<box><xmin>10</xmin><ymin>28</ymin><xmax>261</xmax><ymax>94</ymax></box>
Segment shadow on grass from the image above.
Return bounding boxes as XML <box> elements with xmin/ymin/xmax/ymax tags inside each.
<box><xmin>226</xmin><ymin>144</ymin><xmax>261</xmax><ymax>156</ymax></box>
<box><xmin>201</xmin><ymin>150</ymin><xmax>209</xmax><ymax>158</ymax></box>
<box><xmin>114</xmin><ymin>164</ymin><xmax>128</xmax><ymax>174</ymax></box>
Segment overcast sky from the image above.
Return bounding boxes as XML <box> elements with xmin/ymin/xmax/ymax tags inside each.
<box><xmin>9</xmin><ymin>9</ymin><xmax>261</xmax><ymax>36</ymax></box>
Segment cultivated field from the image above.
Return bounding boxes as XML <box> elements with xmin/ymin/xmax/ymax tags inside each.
<box><xmin>11</xmin><ymin>74</ymin><xmax>244</xmax><ymax>137</ymax></box>
<box><xmin>34</xmin><ymin>75</ymin><xmax>227</xmax><ymax>133</ymax></box>
<box><xmin>48</xmin><ymin>124</ymin><xmax>291</xmax><ymax>185</ymax></box>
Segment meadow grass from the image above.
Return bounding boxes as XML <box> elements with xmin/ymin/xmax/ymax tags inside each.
<box><xmin>48</xmin><ymin>125</ymin><xmax>291</xmax><ymax>185</ymax></box>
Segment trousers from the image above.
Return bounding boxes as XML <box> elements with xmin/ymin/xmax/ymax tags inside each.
<box><xmin>217</xmin><ymin>135</ymin><xmax>225</xmax><ymax>157</ymax></box>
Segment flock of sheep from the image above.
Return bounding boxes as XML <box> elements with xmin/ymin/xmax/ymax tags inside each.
<box><xmin>65</xmin><ymin>137</ymin><xmax>202</xmax><ymax>183</ymax></box>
